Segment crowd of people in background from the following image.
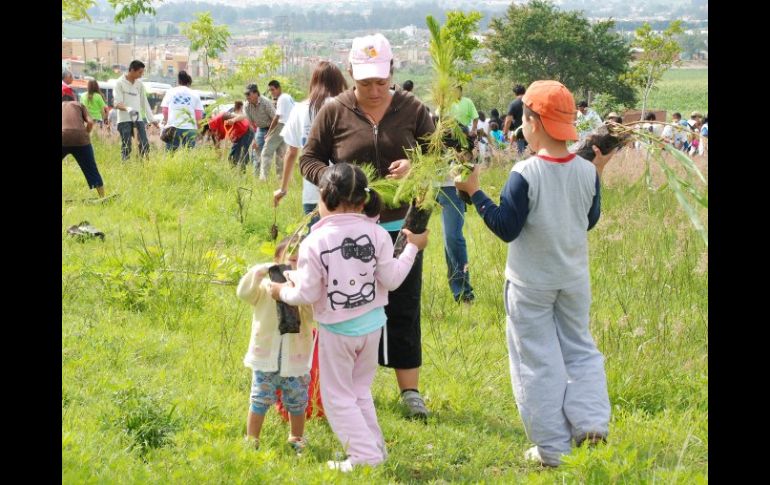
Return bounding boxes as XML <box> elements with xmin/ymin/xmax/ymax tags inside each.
<box><xmin>62</xmin><ymin>58</ymin><xmax>709</xmax><ymax>201</ymax></box>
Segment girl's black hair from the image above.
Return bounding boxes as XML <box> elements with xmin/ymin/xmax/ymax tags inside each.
<box><xmin>318</xmin><ymin>163</ymin><xmax>382</xmax><ymax>218</ymax></box>
<box><xmin>177</xmin><ymin>70</ymin><xmax>193</xmax><ymax>86</ymax></box>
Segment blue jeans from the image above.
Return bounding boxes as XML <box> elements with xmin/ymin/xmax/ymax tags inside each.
<box><xmin>165</xmin><ymin>128</ymin><xmax>197</xmax><ymax>151</ymax></box>
<box><xmin>251</xmin><ymin>127</ymin><xmax>268</xmax><ymax>174</ymax></box>
<box><xmin>230</xmin><ymin>130</ymin><xmax>254</xmax><ymax>169</ymax></box>
<box><xmin>437</xmin><ymin>187</ymin><xmax>474</xmax><ymax>301</ymax></box>
<box><xmin>117</xmin><ymin>121</ymin><xmax>149</xmax><ymax>160</ymax></box>
<box><xmin>516</xmin><ymin>138</ymin><xmax>528</xmax><ymax>155</ymax></box>
<box><xmin>303</xmin><ymin>203</ymin><xmax>320</xmax><ymax>230</ymax></box>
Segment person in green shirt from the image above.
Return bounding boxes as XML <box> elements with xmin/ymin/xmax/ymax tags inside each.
<box><xmin>438</xmin><ymin>85</ymin><xmax>480</xmax><ymax>304</ymax></box>
<box><xmin>448</xmin><ymin>85</ymin><xmax>479</xmax><ymax>137</ymax></box>
<box><xmin>79</xmin><ymin>80</ymin><xmax>107</xmax><ymax>127</ymax></box>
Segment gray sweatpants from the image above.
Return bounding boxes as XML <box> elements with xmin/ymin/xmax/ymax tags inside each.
<box><xmin>504</xmin><ymin>277</ymin><xmax>610</xmax><ymax>466</ymax></box>
<box><xmin>259</xmin><ymin>123</ymin><xmax>286</xmax><ymax>180</ymax></box>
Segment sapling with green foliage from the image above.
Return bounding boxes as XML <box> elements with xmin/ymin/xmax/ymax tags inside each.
<box><xmin>625</xmin><ymin>21</ymin><xmax>684</xmax><ymax>120</ymax></box>
<box><xmin>182</xmin><ymin>12</ymin><xmax>231</xmax><ymax>96</ymax></box>
<box><xmin>389</xmin><ymin>15</ymin><xmax>476</xmax><ymax>256</ymax></box>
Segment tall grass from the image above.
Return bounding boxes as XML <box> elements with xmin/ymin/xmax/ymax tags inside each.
<box><xmin>62</xmin><ymin>135</ymin><xmax>707</xmax><ymax>482</ymax></box>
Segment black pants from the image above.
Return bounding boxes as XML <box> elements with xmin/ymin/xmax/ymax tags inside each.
<box><xmin>62</xmin><ymin>144</ymin><xmax>103</xmax><ymax>189</ymax></box>
<box><xmin>117</xmin><ymin>121</ymin><xmax>149</xmax><ymax>160</ymax></box>
<box><xmin>378</xmin><ymin>229</ymin><xmax>424</xmax><ymax>369</ymax></box>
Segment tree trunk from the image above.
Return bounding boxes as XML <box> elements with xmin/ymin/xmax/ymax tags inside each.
<box><xmin>204</xmin><ymin>53</ymin><xmax>218</xmax><ymax>95</ymax></box>
<box><xmin>640</xmin><ymin>64</ymin><xmax>655</xmax><ymax>121</ymax></box>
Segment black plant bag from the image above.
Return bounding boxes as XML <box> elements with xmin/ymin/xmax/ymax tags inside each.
<box><xmin>268</xmin><ymin>264</ymin><xmax>301</xmax><ymax>334</ymax></box>
<box><xmin>160</xmin><ymin>125</ymin><xmax>177</xmax><ymax>143</ymax></box>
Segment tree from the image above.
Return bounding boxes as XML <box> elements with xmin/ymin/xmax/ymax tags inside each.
<box><xmin>485</xmin><ymin>0</ymin><xmax>636</xmax><ymax>106</ymax></box>
<box><xmin>84</xmin><ymin>60</ymin><xmax>115</xmax><ymax>80</ymax></box>
<box><xmin>443</xmin><ymin>10</ymin><xmax>483</xmax><ymax>84</ymax></box>
<box><xmin>625</xmin><ymin>21</ymin><xmax>684</xmax><ymax>119</ymax></box>
<box><xmin>182</xmin><ymin>12</ymin><xmax>231</xmax><ymax>94</ymax></box>
<box><xmin>227</xmin><ymin>44</ymin><xmax>283</xmax><ymax>89</ymax></box>
<box><xmin>444</xmin><ymin>10</ymin><xmax>482</xmax><ymax>64</ymax></box>
<box><xmin>676</xmin><ymin>31</ymin><xmax>707</xmax><ymax>60</ymax></box>
<box><xmin>222</xmin><ymin>45</ymin><xmax>304</xmax><ymax>101</ymax></box>
<box><xmin>109</xmin><ymin>0</ymin><xmax>161</xmax><ymax>58</ymax></box>
<box><xmin>62</xmin><ymin>0</ymin><xmax>96</xmax><ymax>22</ymax></box>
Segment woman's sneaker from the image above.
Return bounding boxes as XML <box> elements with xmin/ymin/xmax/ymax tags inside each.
<box><xmin>327</xmin><ymin>458</ymin><xmax>353</xmax><ymax>473</ymax></box>
<box><xmin>288</xmin><ymin>435</ymin><xmax>308</xmax><ymax>454</ymax></box>
<box><xmin>401</xmin><ymin>390</ymin><xmax>429</xmax><ymax>420</ymax></box>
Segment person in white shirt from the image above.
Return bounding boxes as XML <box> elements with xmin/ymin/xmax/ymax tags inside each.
<box><xmin>113</xmin><ymin>60</ymin><xmax>158</xmax><ymax>160</ymax></box>
<box><xmin>274</xmin><ymin>62</ymin><xmax>348</xmax><ymax>228</ymax></box>
<box><xmin>260</xmin><ymin>80</ymin><xmax>295</xmax><ymax>180</ymax></box>
<box><xmin>661</xmin><ymin>112</ymin><xmax>688</xmax><ymax>149</ymax></box>
<box><xmin>576</xmin><ymin>100</ymin><xmax>603</xmax><ymax>141</ymax></box>
<box><xmin>160</xmin><ymin>70</ymin><xmax>204</xmax><ymax>151</ymax></box>
<box><xmin>476</xmin><ymin>111</ymin><xmax>490</xmax><ymax>164</ymax></box>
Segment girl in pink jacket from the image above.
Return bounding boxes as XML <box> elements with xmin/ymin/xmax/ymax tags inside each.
<box><xmin>270</xmin><ymin>163</ymin><xmax>429</xmax><ymax>471</ymax></box>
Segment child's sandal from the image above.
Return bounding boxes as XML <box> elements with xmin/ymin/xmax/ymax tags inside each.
<box><xmin>244</xmin><ymin>436</ymin><xmax>259</xmax><ymax>450</ymax></box>
<box><xmin>287</xmin><ymin>435</ymin><xmax>308</xmax><ymax>454</ymax></box>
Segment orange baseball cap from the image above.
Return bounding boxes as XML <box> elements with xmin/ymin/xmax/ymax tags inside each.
<box><xmin>522</xmin><ymin>80</ymin><xmax>579</xmax><ymax>141</ymax></box>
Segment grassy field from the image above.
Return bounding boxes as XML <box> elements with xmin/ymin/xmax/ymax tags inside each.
<box><xmin>640</xmin><ymin>68</ymin><xmax>708</xmax><ymax>119</ymax></box>
<box><xmin>62</xmin><ymin>133</ymin><xmax>707</xmax><ymax>482</ymax></box>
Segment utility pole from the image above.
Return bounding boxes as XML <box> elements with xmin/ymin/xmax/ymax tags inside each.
<box><xmin>82</xmin><ymin>37</ymin><xmax>87</xmax><ymax>70</ymax></box>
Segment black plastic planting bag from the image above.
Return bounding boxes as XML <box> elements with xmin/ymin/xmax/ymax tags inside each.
<box><xmin>268</xmin><ymin>264</ymin><xmax>301</xmax><ymax>334</ymax></box>
<box><xmin>393</xmin><ymin>202</ymin><xmax>432</xmax><ymax>257</ymax></box>
<box><xmin>572</xmin><ymin>125</ymin><xmax>629</xmax><ymax>161</ymax></box>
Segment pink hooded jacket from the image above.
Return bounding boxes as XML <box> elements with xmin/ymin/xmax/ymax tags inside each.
<box><xmin>280</xmin><ymin>213</ymin><xmax>418</xmax><ymax>324</ymax></box>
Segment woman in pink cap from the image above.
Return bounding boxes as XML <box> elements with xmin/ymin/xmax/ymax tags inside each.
<box><xmin>300</xmin><ymin>33</ymin><xmax>435</xmax><ymax>424</ymax></box>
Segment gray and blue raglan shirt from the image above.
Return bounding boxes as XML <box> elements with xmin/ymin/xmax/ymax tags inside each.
<box><xmin>471</xmin><ymin>153</ymin><xmax>601</xmax><ymax>290</ymax></box>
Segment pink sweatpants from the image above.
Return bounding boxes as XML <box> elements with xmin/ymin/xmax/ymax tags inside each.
<box><xmin>318</xmin><ymin>325</ymin><xmax>385</xmax><ymax>466</ymax></box>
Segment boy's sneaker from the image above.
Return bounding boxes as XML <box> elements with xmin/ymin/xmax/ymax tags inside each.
<box><xmin>401</xmin><ymin>390</ymin><xmax>429</xmax><ymax>420</ymax></box>
<box><xmin>327</xmin><ymin>458</ymin><xmax>354</xmax><ymax>473</ymax></box>
<box><xmin>288</xmin><ymin>435</ymin><xmax>308</xmax><ymax>454</ymax></box>
<box><xmin>524</xmin><ymin>446</ymin><xmax>558</xmax><ymax>468</ymax></box>
<box><xmin>575</xmin><ymin>432</ymin><xmax>607</xmax><ymax>447</ymax></box>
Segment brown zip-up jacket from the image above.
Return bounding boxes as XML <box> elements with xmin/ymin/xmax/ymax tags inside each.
<box><xmin>300</xmin><ymin>88</ymin><xmax>435</xmax><ymax>223</ymax></box>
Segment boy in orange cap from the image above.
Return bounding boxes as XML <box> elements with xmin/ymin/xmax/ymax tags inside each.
<box><xmin>456</xmin><ymin>80</ymin><xmax>616</xmax><ymax>467</ymax></box>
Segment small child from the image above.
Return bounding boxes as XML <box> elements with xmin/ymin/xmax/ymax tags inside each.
<box><xmin>456</xmin><ymin>80</ymin><xmax>615</xmax><ymax>467</ymax></box>
<box><xmin>236</xmin><ymin>237</ymin><xmax>315</xmax><ymax>453</ymax></box>
<box><xmin>270</xmin><ymin>163</ymin><xmax>429</xmax><ymax>472</ymax></box>
<box><xmin>488</xmin><ymin>121</ymin><xmax>507</xmax><ymax>148</ymax></box>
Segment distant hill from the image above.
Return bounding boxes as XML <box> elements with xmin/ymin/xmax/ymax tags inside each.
<box><xmin>88</xmin><ymin>0</ymin><xmax>708</xmax><ymax>24</ymax></box>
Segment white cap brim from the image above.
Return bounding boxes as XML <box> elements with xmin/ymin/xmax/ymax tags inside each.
<box><xmin>350</xmin><ymin>62</ymin><xmax>391</xmax><ymax>81</ymax></box>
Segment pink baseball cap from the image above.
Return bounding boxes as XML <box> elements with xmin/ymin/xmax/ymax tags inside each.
<box><xmin>348</xmin><ymin>33</ymin><xmax>393</xmax><ymax>80</ymax></box>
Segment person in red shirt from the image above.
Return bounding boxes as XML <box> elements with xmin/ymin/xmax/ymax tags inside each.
<box><xmin>208</xmin><ymin>101</ymin><xmax>254</xmax><ymax>169</ymax></box>
<box><xmin>62</xmin><ymin>70</ymin><xmax>75</xmax><ymax>98</ymax></box>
